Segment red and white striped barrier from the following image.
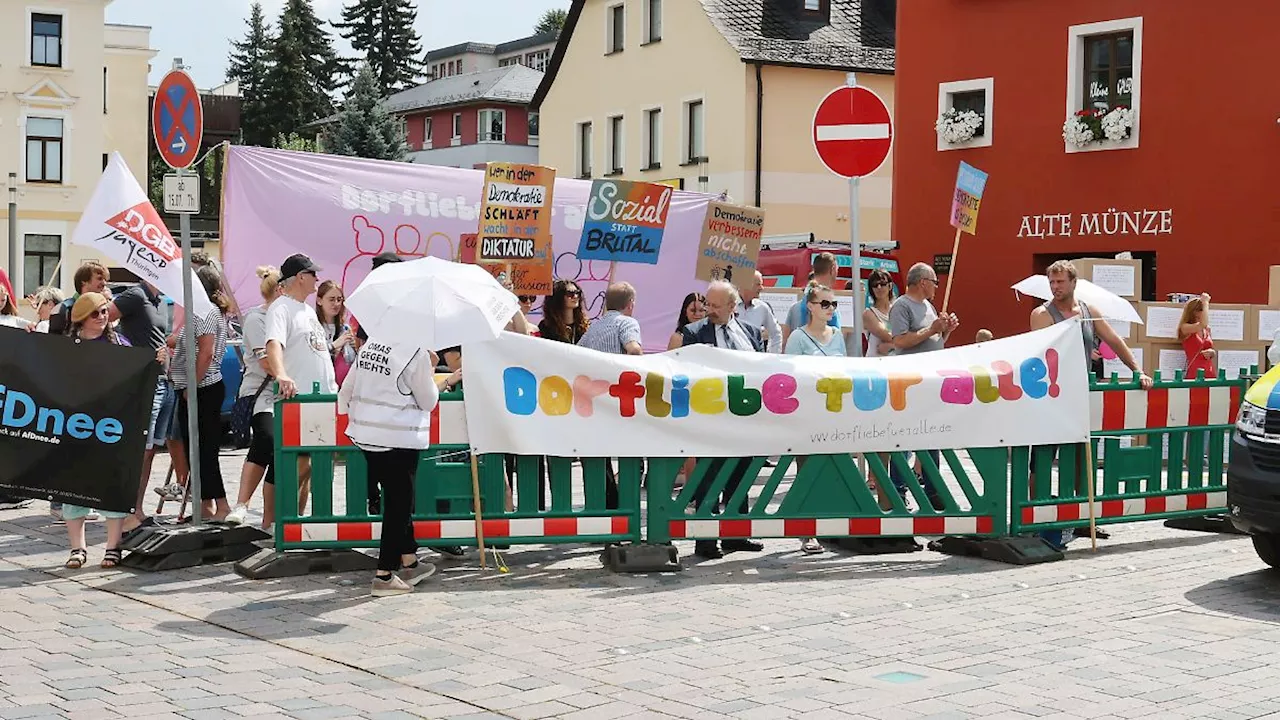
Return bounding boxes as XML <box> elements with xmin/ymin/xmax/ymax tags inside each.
<box><xmin>279</xmin><ymin>399</ymin><xmax>469</xmax><ymax>448</ymax></box>
<box><xmin>1090</xmin><ymin>386</ymin><xmax>1240</xmax><ymax>433</ymax></box>
<box><xmin>1019</xmin><ymin>491</ymin><xmax>1226</xmax><ymax>526</ymax></box>
<box><xmin>669</xmin><ymin>516</ymin><xmax>995</xmax><ymax>539</ymax></box>
<box><xmin>282</xmin><ymin>515</ymin><xmax>631</xmax><ymax>543</ymax></box>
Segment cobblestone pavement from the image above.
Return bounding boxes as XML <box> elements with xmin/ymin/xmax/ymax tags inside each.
<box><xmin>3</xmin><ymin>449</ymin><xmax>1280</xmax><ymax>720</ymax></box>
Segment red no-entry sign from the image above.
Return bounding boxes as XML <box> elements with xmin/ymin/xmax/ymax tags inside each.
<box><xmin>153</xmin><ymin>70</ymin><xmax>203</xmax><ymax>169</ymax></box>
<box><xmin>812</xmin><ymin>85</ymin><xmax>893</xmax><ymax>179</ymax></box>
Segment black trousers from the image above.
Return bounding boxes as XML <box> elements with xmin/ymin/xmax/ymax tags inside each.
<box><xmin>364</xmin><ymin>448</ymin><xmax>419</xmax><ymax>572</ymax></box>
<box><xmin>177</xmin><ymin>382</ymin><xmax>227</xmax><ymax>500</ymax></box>
<box><xmin>692</xmin><ymin>458</ymin><xmax>749</xmax><ymax>516</ymax></box>
<box><xmin>505</xmin><ymin>454</ymin><xmax>548</xmax><ymax>510</ymax></box>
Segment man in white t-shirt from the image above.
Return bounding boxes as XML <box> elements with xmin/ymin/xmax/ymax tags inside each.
<box><xmin>265</xmin><ymin>253</ymin><xmax>337</xmax><ymax>513</ymax></box>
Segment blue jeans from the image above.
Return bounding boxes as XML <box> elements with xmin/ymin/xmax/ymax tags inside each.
<box><xmin>890</xmin><ymin>450</ymin><xmax>945</xmax><ymax>511</ymax></box>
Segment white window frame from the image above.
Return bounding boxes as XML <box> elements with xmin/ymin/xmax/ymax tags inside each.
<box><xmin>27</xmin><ymin>7</ymin><xmax>68</xmax><ymax>70</ymax></box>
<box><xmin>936</xmin><ymin>78</ymin><xmax>994</xmax><ymax>151</ymax></box>
<box><xmin>478</xmin><ymin>108</ymin><xmax>506</xmax><ymax>143</ymax></box>
<box><xmin>681</xmin><ymin>97</ymin><xmax>706</xmax><ymax>164</ymax></box>
<box><xmin>22</xmin><ymin>231</ymin><xmax>62</xmax><ymax>294</ymax></box>
<box><xmin>527</xmin><ymin>111</ymin><xmax>540</xmax><ymax>147</ymax></box>
<box><xmin>1065</xmin><ymin>16</ymin><xmax>1142</xmax><ymax>154</ymax></box>
<box><xmin>576</xmin><ymin>120</ymin><xmax>593</xmax><ymax>178</ymax></box>
<box><xmin>605</xmin><ymin>2</ymin><xmax>625</xmax><ymax>54</ymax></box>
<box><xmin>423</xmin><ymin>115</ymin><xmax>433</xmax><ymax>146</ymax></box>
<box><xmin>644</xmin><ymin>0</ymin><xmax>663</xmax><ymax>44</ymax></box>
<box><xmin>606</xmin><ymin>114</ymin><xmax>625</xmax><ymax>175</ymax></box>
<box><xmin>20</xmin><ymin>110</ymin><xmax>71</xmax><ymax>185</ymax></box>
<box><xmin>642</xmin><ymin>105</ymin><xmax>662</xmax><ymax>170</ymax></box>
<box><xmin>452</xmin><ymin>112</ymin><xmax>462</xmax><ymax>146</ymax></box>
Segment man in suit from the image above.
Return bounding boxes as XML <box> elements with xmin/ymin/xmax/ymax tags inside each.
<box><xmin>679</xmin><ymin>280</ymin><xmax>765</xmax><ymax>559</ymax></box>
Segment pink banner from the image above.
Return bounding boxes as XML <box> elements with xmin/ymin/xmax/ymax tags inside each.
<box><xmin>222</xmin><ymin>147</ymin><xmax>714</xmax><ymax>352</ymax></box>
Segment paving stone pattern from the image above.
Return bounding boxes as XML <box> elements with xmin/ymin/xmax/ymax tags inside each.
<box><xmin>2</xmin><ymin>449</ymin><xmax>1280</xmax><ymax>719</ymax></box>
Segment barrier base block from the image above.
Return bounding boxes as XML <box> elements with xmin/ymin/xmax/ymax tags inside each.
<box><xmin>830</xmin><ymin>537</ymin><xmax>922</xmax><ymax>554</ymax></box>
<box><xmin>604</xmin><ymin>543</ymin><xmax>681</xmax><ymax>573</ymax></box>
<box><xmin>944</xmin><ymin>536</ymin><xmax>1064</xmax><ymax>565</ymax></box>
<box><xmin>121</xmin><ymin>543</ymin><xmax>261</xmax><ymax>571</ymax></box>
<box><xmin>234</xmin><ymin>548</ymin><xmax>379</xmax><ymax>579</ymax></box>
<box><xmin>1164</xmin><ymin>515</ymin><xmax>1248</xmax><ymax>535</ymax></box>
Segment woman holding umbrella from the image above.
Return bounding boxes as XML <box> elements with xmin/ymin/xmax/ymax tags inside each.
<box><xmin>338</xmin><ymin>339</ymin><xmax>441</xmax><ymax>597</ymax></box>
<box><xmin>341</xmin><ymin>256</ymin><xmax>520</xmax><ymax>596</ymax></box>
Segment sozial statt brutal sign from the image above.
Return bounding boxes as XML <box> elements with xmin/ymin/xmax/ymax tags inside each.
<box><xmin>477</xmin><ymin>162</ymin><xmax>555</xmax><ymax>264</ymax></box>
<box><xmin>577</xmin><ymin>179</ymin><xmax>673</xmax><ymax>265</ymax></box>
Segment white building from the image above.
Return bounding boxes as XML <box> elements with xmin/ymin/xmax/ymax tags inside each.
<box><xmin>0</xmin><ymin>0</ymin><xmax>156</xmax><ymax>298</ymax></box>
<box><xmin>426</xmin><ymin>31</ymin><xmax>558</xmax><ymax>81</ymax></box>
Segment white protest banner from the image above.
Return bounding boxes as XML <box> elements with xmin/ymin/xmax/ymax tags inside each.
<box><xmin>70</xmin><ymin>152</ymin><xmax>214</xmax><ymax>316</ymax></box>
<box><xmin>462</xmin><ymin>320</ymin><xmax>1090</xmax><ymax>457</ymax></box>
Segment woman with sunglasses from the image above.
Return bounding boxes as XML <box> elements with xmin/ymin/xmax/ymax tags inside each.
<box><xmin>863</xmin><ymin>269</ymin><xmax>896</xmax><ymax>356</ymax></box>
<box><xmin>666</xmin><ymin>292</ymin><xmax>707</xmax><ymax>351</ymax></box>
<box><xmin>538</xmin><ymin>280</ymin><xmax>589</xmax><ymax>344</ymax></box>
<box><xmin>784</xmin><ymin>283</ymin><xmax>847</xmax><ymax>554</ymax></box>
<box><xmin>59</xmin><ymin>292</ymin><xmax>165</xmax><ymax>568</ymax></box>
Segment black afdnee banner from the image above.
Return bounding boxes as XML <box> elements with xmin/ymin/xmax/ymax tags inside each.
<box><xmin>0</xmin><ymin>330</ymin><xmax>159</xmax><ymax>513</ymax></box>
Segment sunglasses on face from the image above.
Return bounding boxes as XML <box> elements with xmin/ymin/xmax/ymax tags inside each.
<box><xmin>563</xmin><ymin>289</ymin><xmax>581</xmax><ymax>297</ymax></box>
<box><xmin>811</xmin><ymin>299</ymin><xmax>838</xmax><ymax>310</ymax></box>
<box><xmin>92</xmin><ymin>307</ymin><xmax>110</xmax><ymax>318</ymax></box>
<box><xmin>870</xmin><ymin>281</ymin><xmax>888</xmax><ymax>289</ymax></box>
<box><xmin>518</xmin><ymin>296</ymin><xmax>535</xmax><ymax>304</ymax></box>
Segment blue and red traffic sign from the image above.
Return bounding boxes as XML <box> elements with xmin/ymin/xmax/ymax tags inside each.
<box><xmin>152</xmin><ymin>70</ymin><xmax>203</xmax><ymax>169</ymax></box>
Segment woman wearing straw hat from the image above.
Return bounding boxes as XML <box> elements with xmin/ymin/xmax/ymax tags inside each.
<box><xmin>338</xmin><ymin>336</ymin><xmax>441</xmax><ymax>597</ymax></box>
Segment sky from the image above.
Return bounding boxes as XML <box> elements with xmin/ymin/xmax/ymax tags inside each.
<box><xmin>105</xmin><ymin>0</ymin><xmax>571</xmax><ymax>89</ymax></box>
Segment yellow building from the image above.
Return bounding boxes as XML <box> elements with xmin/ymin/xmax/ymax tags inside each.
<box><xmin>533</xmin><ymin>0</ymin><xmax>896</xmax><ymax>244</ymax></box>
<box><xmin>0</xmin><ymin>0</ymin><xmax>156</xmax><ymax>298</ymax></box>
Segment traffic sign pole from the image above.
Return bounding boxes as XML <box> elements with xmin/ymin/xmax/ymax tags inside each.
<box><xmin>155</xmin><ymin>63</ymin><xmax>206</xmax><ymax>527</ymax></box>
<box><xmin>846</xmin><ymin>73</ymin><xmax>863</xmax><ymax>358</ymax></box>
<box><xmin>178</xmin><ymin>165</ymin><xmax>201</xmax><ymax>527</ymax></box>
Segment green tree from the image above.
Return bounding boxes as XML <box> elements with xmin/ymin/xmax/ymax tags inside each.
<box><xmin>261</xmin><ymin>0</ymin><xmax>341</xmax><ymax>139</ymax></box>
<box><xmin>534</xmin><ymin>7</ymin><xmax>568</xmax><ymax>35</ymax></box>
<box><xmin>326</xmin><ymin>62</ymin><xmax>406</xmax><ymax>161</ymax></box>
<box><xmin>334</xmin><ymin>0</ymin><xmax>424</xmax><ymax>93</ymax></box>
<box><xmin>273</xmin><ymin>132</ymin><xmax>320</xmax><ymax>153</ymax></box>
<box><xmin>226</xmin><ymin>2</ymin><xmax>275</xmax><ymax>146</ymax></box>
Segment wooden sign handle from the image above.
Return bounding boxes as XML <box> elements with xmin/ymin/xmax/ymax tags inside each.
<box><xmin>940</xmin><ymin>227</ymin><xmax>963</xmax><ymax>314</ymax></box>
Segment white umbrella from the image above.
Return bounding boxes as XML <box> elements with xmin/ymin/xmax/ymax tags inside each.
<box><xmin>346</xmin><ymin>256</ymin><xmax>519</xmax><ymax>349</ymax></box>
<box><xmin>1011</xmin><ymin>275</ymin><xmax>1143</xmax><ymax>324</ymax></box>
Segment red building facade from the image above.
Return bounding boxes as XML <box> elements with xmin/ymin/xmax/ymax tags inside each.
<box><xmin>893</xmin><ymin>1</ymin><xmax>1280</xmax><ymax>339</ymax></box>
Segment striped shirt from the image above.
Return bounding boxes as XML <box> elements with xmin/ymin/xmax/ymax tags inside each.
<box><xmin>577</xmin><ymin>311</ymin><xmax>641</xmax><ymax>354</ymax></box>
<box><xmin>172</xmin><ymin>307</ymin><xmax>228</xmax><ymax>389</ymax></box>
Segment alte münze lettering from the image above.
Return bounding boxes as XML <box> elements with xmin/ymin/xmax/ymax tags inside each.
<box><xmin>1018</xmin><ymin>208</ymin><xmax>1173</xmax><ymax>239</ymax></box>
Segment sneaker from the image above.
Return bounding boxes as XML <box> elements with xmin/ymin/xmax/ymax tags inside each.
<box><xmin>154</xmin><ymin>483</ymin><xmax>183</xmax><ymax>501</ymax></box>
<box><xmin>85</xmin><ymin>511</ymin><xmax>102</xmax><ymax>522</ymax></box>
<box><xmin>0</xmin><ymin>498</ymin><xmax>33</xmax><ymax>510</ymax></box>
<box><xmin>371</xmin><ymin>574</ymin><xmax>413</xmax><ymax>597</ymax></box>
<box><xmin>225</xmin><ymin>504</ymin><xmax>249</xmax><ymax>526</ymax></box>
<box><xmin>50</xmin><ymin>502</ymin><xmax>63</xmax><ymax>521</ymax></box>
<box><xmin>434</xmin><ymin>545</ymin><xmax>465</xmax><ymax>557</ymax></box>
<box><xmin>399</xmin><ymin>561</ymin><xmax>437</xmax><ymax>586</ymax></box>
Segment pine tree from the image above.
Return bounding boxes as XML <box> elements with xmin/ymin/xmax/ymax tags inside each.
<box><xmin>334</xmin><ymin>0</ymin><xmax>424</xmax><ymax>94</ymax></box>
<box><xmin>226</xmin><ymin>2</ymin><xmax>275</xmax><ymax>146</ymax></box>
<box><xmin>261</xmin><ymin>0</ymin><xmax>341</xmax><ymax>139</ymax></box>
<box><xmin>273</xmin><ymin>132</ymin><xmax>320</xmax><ymax>153</ymax></box>
<box><xmin>326</xmin><ymin>62</ymin><xmax>406</xmax><ymax>161</ymax></box>
<box><xmin>534</xmin><ymin>8</ymin><xmax>568</xmax><ymax>35</ymax></box>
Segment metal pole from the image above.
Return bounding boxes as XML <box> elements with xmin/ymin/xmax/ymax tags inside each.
<box><xmin>8</xmin><ymin>173</ymin><xmax>19</xmax><ymax>299</ymax></box>
<box><xmin>846</xmin><ymin>73</ymin><xmax>863</xmax><ymax>358</ymax></box>
<box><xmin>178</xmin><ymin>165</ymin><xmax>201</xmax><ymax>526</ymax></box>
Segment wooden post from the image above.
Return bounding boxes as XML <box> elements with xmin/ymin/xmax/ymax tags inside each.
<box><xmin>941</xmin><ymin>227</ymin><xmax>963</xmax><ymax>313</ymax></box>
<box><xmin>607</xmin><ymin>261</ymin><xmax>617</xmax><ymax>285</ymax></box>
<box><xmin>469</xmin><ymin>453</ymin><xmax>488</xmax><ymax>569</ymax></box>
<box><xmin>1084</xmin><ymin>440</ymin><xmax>1097</xmax><ymax>552</ymax></box>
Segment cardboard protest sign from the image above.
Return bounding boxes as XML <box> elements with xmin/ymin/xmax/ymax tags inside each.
<box><xmin>477</xmin><ymin>162</ymin><xmax>555</xmax><ymax>264</ymax></box>
<box><xmin>949</xmin><ymin>161</ymin><xmax>989</xmax><ymax>235</ymax></box>
<box><xmin>460</xmin><ymin>233</ymin><xmax>553</xmax><ymax>296</ymax></box>
<box><xmin>577</xmin><ymin>179</ymin><xmax>672</xmax><ymax>265</ymax></box>
<box><xmin>695</xmin><ymin>202</ymin><xmax>765</xmax><ymax>283</ymax></box>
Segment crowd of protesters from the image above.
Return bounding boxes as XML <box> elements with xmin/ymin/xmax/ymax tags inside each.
<box><xmin>0</xmin><ymin>251</ymin><xmax>1229</xmax><ymax>590</ymax></box>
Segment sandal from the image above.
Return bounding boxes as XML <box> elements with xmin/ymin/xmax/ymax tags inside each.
<box><xmin>101</xmin><ymin>548</ymin><xmax>122</xmax><ymax>569</ymax></box>
<box><xmin>801</xmin><ymin>538</ymin><xmax>823</xmax><ymax>555</ymax></box>
<box><xmin>65</xmin><ymin>548</ymin><xmax>87</xmax><ymax>569</ymax></box>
